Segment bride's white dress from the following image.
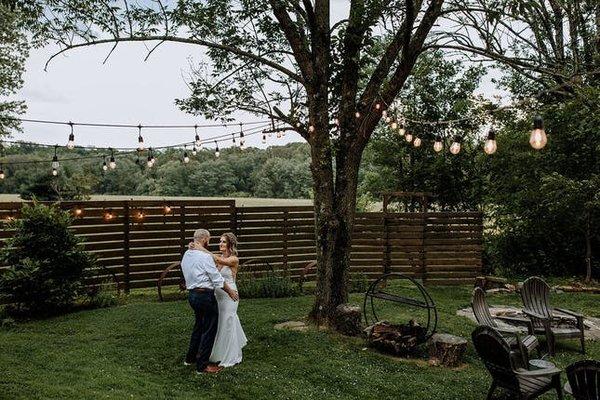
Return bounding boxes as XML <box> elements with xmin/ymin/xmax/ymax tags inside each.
<box><xmin>210</xmin><ymin>265</ymin><xmax>247</xmax><ymax>367</ymax></box>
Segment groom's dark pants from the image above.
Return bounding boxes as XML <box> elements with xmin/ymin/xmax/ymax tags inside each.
<box><xmin>185</xmin><ymin>289</ymin><xmax>219</xmax><ymax>372</ymax></box>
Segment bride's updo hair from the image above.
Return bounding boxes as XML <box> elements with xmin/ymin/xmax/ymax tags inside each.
<box><xmin>221</xmin><ymin>232</ymin><xmax>238</xmax><ymax>256</ymax></box>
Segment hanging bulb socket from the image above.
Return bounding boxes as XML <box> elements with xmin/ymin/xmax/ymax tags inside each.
<box><xmin>450</xmin><ymin>136</ymin><xmax>462</xmax><ymax>155</ymax></box>
<box><xmin>137</xmin><ymin>125</ymin><xmax>145</xmax><ymax>151</ymax></box>
<box><xmin>194</xmin><ymin>125</ymin><xmax>201</xmax><ymax>147</ymax></box>
<box><xmin>109</xmin><ymin>149</ymin><xmax>116</xmax><ymax>169</ymax></box>
<box><xmin>484</xmin><ymin>128</ymin><xmax>498</xmax><ymax>155</ymax></box>
<box><xmin>0</xmin><ymin>165</ymin><xmax>5</xmax><ymax>180</ymax></box>
<box><xmin>529</xmin><ymin>115</ymin><xmax>547</xmax><ymax>150</ymax></box>
<box><xmin>215</xmin><ymin>141</ymin><xmax>220</xmax><ymax>158</ymax></box>
<box><xmin>66</xmin><ymin>122</ymin><xmax>75</xmax><ymax>149</ymax></box>
<box><xmin>433</xmin><ymin>136</ymin><xmax>443</xmax><ymax>153</ymax></box>
<box><xmin>183</xmin><ymin>145</ymin><xmax>190</xmax><ymax>163</ymax></box>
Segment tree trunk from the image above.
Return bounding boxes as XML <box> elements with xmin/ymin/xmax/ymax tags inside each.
<box><xmin>309</xmin><ymin>126</ymin><xmax>362</xmax><ymax>323</ymax></box>
<box><xmin>585</xmin><ymin>215</ymin><xmax>592</xmax><ymax>284</ymax></box>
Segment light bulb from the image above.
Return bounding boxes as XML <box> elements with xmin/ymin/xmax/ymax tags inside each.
<box><xmin>374</xmin><ymin>103</ymin><xmax>381</xmax><ymax>111</ymax></box>
<box><xmin>308</xmin><ymin>125</ymin><xmax>315</xmax><ymax>133</ymax></box>
<box><xmin>529</xmin><ymin>116</ymin><xmax>547</xmax><ymax>150</ymax></box>
<box><xmin>405</xmin><ymin>132</ymin><xmax>413</xmax><ymax>143</ymax></box>
<box><xmin>433</xmin><ymin>138</ymin><xmax>443</xmax><ymax>153</ymax></box>
<box><xmin>147</xmin><ymin>155</ymin><xmax>153</xmax><ymax>167</ymax></box>
<box><xmin>192</xmin><ymin>146</ymin><xmax>197</xmax><ymax>156</ymax></box>
<box><xmin>215</xmin><ymin>150</ymin><xmax>220</xmax><ymax>158</ymax></box>
<box><xmin>52</xmin><ymin>168</ymin><xmax>58</xmax><ymax>176</ymax></box>
<box><xmin>391</xmin><ymin>122</ymin><xmax>398</xmax><ymax>130</ymax></box>
<box><xmin>334</xmin><ymin>118</ymin><xmax>340</xmax><ymax>126</ymax></box>
<box><xmin>262</xmin><ymin>133</ymin><xmax>267</xmax><ymax>144</ymax></box>
<box><xmin>295</xmin><ymin>122</ymin><xmax>302</xmax><ymax>128</ymax></box>
<box><xmin>183</xmin><ymin>155</ymin><xmax>190</xmax><ymax>163</ymax></box>
<box><xmin>67</xmin><ymin>133</ymin><xmax>75</xmax><ymax>149</ymax></box>
<box><xmin>73</xmin><ymin>207</ymin><xmax>83</xmax><ymax>217</ymax></box>
<box><xmin>398</xmin><ymin>125</ymin><xmax>406</xmax><ymax>136</ymax></box>
<box><xmin>51</xmin><ymin>155</ymin><xmax>59</xmax><ymax>170</ymax></box>
<box><xmin>138</xmin><ymin>135</ymin><xmax>145</xmax><ymax>152</ymax></box>
<box><xmin>355</xmin><ymin>111</ymin><xmax>361</xmax><ymax>119</ymax></box>
<box><xmin>0</xmin><ymin>170</ymin><xmax>5</xmax><ymax>180</ymax></box>
<box><xmin>450</xmin><ymin>137</ymin><xmax>461</xmax><ymax>155</ymax></box>
<box><xmin>484</xmin><ymin>129</ymin><xmax>497</xmax><ymax>155</ymax></box>
<box><xmin>413</xmin><ymin>137</ymin><xmax>422</xmax><ymax>147</ymax></box>
<box><xmin>164</xmin><ymin>205</ymin><xmax>172</xmax><ymax>214</ymax></box>
<box><xmin>382</xmin><ymin>110</ymin><xmax>387</xmax><ymax>118</ymax></box>
<box><xmin>109</xmin><ymin>157</ymin><xmax>116</xmax><ymax>169</ymax></box>
<box><xmin>385</xmin><ymin>117</ymin><xmax>392</xmax><ymax>123</ymax></box>
<box><xmin>102</xmin><ymin>161</ymin><xmax>108</xmax><ymax>171</ymax></box>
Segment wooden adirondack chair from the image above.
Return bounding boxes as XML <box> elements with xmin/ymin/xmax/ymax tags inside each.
<box><xmin>565</xmin><ymin>360</ymin><xmax>600</xmax><ymax>400</ymax></box>
<box><xmin>472</xmin><ymin>287</ymin><xmax>540</xmax><ymax>359</ymax></box>
<box><xmin>520</xmin><ymin>277</ymin><xmax>586</xmax><ymax>356</ymax></box>
<box><xmin>472</xmin><ymin>325</ymin><xmax>563</xmax><ymax>400</ymax></box>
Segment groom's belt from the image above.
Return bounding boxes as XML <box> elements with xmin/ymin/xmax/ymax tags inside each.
<box><xmin>190</xmin><ymin>287</ymin><xmax>214</xmax><ymax>293</ymax></box>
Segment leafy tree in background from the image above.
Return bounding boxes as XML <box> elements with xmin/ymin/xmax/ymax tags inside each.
<box><xmin>253</xmin><ymin>158</ymin><xmax>312</xmax><ymax>199</ymax></box>
<box><xmin>360</xmin><ymin>51</ymin><xmax>486</xmax><ymax>211</ymax></box>
<box><xmin>0</xmin><ymin>2</ymin><xmax>29</xmax><ymax>136</ymax></box>
<box><xmin>485</xmin><ymin>88</ymin><xmax>600</xmax><ymax>280</ymax></box>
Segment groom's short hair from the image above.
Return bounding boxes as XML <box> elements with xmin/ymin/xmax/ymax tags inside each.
<box><xmin>193</xmin><ymin>229</ymin><xmax>210</xmax><ymax>241</ymax></box>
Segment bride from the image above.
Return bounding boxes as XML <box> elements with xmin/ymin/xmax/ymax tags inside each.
<box><xmin>191</xmin><ymin>232</ymin><xmax>247</xmax><ymax>367</ymax></box>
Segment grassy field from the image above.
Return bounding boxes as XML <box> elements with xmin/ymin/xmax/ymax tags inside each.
<box><xmin>0</xmin><ymin>194</ymin><xmax>313</xmax><ymax>207</ymax></box>
<box><xmin>0</xmin><ymin>286</ymin><xmax>598</xmax><ymax>400</ymax></box>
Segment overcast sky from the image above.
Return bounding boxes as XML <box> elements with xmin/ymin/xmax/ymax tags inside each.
<box><xmin>15</xmin><ymin>2</ymin><xmax>501</xmax><ymax>151</ymax></box>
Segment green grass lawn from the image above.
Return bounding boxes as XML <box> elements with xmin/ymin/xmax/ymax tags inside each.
<box><xmin>0</xmin><ymin>286</ymin><xmax>598</xmax><ymax>400</ymax></box>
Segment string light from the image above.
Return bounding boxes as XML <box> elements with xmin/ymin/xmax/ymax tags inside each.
<box><xmin>215</xmin><ymin>141</ymin><xmax>220</xmax><ymax>158</ymax></box>
<box><xmin>308</xmin><ymin>125</ymin><xmax>315</xmax><ymax>133</ymax></box>
<box><xmin>183</xmin><ymin>145</ymin><xmax>190</xmax><ymax>163</ymax></box>
<box><xmin>103</xmin><ymin>209</ymin><xmax>116</xmax><ymax>221</ymax></box>
<box><xmin>192</xmin><ymin>144</ymin><xmax>197</xmax><ymax>156</ymax></box>
<box><xmin>391</xmin><ymin>121</ymin><xmax>398</xmax><ymax>130</ymax></box>
<box><xmin>398</xmin><ymin>124</ymin><xmax>406</xmax><ymax>136</ymax></box>
<box><xmin>382</xmin><ymin>110</ymin><xmax>387</xmax><ymax>118</ymax></box>
<box><xmin>232</xmin><ymin>133</ymin><xmax>236</xmax><ymax>146</ymax></box>
<box><xmin>102</xmin><ymin>158</ymin><xmax>108</xmax><ymax>171</ymax></box>
<box><xmin>450</xmin><ymin>136</ymin><xmax>462</xmax><ymax>155</ymax></box>
<box><xmin>530</xmin><ymin>116</ymin><xmax>547</xmax><ymax>150</ymax></box>
<box><xmin>51</xmin><ymin>145</ymin><xmax>59</xmax><ymax>176</ymax></box>
<box><xmin>355</xmin><ymin>111</ymin><xmax>361</xmax><ymax>119</ymax></box>
<box><xmin>484</xmin><ymin>128</ymin><xmax>497</xmax><ymax>155</ymax></box>
<box><xmin>194</xmin><ymin>125</ymin><xmax>201</xmax><ymax>147</ymax></box>
<box><xmin>66</xmin><ymin>121</ymin><xmax>75</xmax><ymax>149</ymax></box>
<box><xmin>109</xmin><ymin>149</ymin><xmax>116</xmax><ymax>169</ymax></box>
<box><xmin>239</xmin><ymin>123</ymin><xmax>245</xmax><ymax>150</ymax></box>
<box><xmin>334</xmin><ymin>118</ymin><xmax>340</xmax><ymax>126</ymax></box>
<box><xmin>0</xmin><ymin>165</ymin><xmax>5</xmax><ymax>180</ymax></box>
<box><xmin>433</xmin><ymin>136</ymin><xmax>443</xmax><ymax>152</ymax></box>
<box><xmin>73</xmin><ymin>206</ymin><xmax>83</xmax><ymax>217</ymax></box>
<box><xmin>405</xmin><ymin>132</ymin><xmax>413</xmax><ymax>143</ymax></box>
<box><xmin>262</xmin><ymin>131</ymin><xmax>267</xmax><ymax>144</ymax></box>
<box><xmin>137</xmin><ymin>125</ymin><xmax>145</xmax><ymax>152</ymax></box>
<box><xmin>295</xmin><ymin>121</ymin><xmax>302</xmax><ymax>129</ymax></box>
<box><xmin>413</xmin><ymin>137</ymin><xmax>422</xmax><ymax>147</ymax></box>
<box><xmin>147</xmin><ymin>148</ymin><xmax>154</xmax><ymax>168</ymax></box>
<box><xmin>163</xmin><ymin>204</ymin><xmax>172</xmax><ymax>215</ymax></box>
<box><xmin>135</xmin><ymin>209</ymin><xmax>145</xmax><ymax>221</ymax></box>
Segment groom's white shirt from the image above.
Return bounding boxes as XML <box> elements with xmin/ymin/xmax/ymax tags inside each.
<box><xmin>181</xmin><ymin>249</ymin><xmax>224</xmax><ymax>290</ymax></box>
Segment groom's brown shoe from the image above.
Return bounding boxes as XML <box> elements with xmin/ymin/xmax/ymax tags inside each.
<box><xmin>202</xmin><ymin>365</ymin><xmax>223</xmax><ymax>374</ymax></box>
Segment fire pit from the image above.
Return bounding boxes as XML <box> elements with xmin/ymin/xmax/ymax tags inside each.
<box><xmin>363</xmin><ymin>273</ymin><xmax>437</xmax><ymax>355</ymax></box>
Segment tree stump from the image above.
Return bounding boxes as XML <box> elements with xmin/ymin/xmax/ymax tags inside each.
<box><xmin>332</xmin><ymin>304</ymin><xmax>362</xmax><ymax>336</ymax></box>
<box><xmin>428</xmin><ymin>333</ymin><xmax>467</xmax><ymax>367</ymax></box>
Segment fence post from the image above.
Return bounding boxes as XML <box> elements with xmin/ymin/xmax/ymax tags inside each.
<box><xmin>179</xmin><ymin>205</ymin><xmax>186</xmax><ymax>256</ymax></box>
<box><xmin>383</xmin><ymin>210</ymin><xmax>391</xmax><ymax>275</ymax></box>
<box><xmin>283</xmin><ymin>210</ymin><xmax>289</xmax><ymax>275</ymax></box>
<box><xmin>123</xmin><ymin>201</ymin><xmax>131</xmax><ymax>294</ymax></box>
<box><xmin>421</xmin><ymin>211</ymin><xmax>428</xmax><ymax>285</ymax></box>
<box><xmin>230</xmin><ymin>202</ymin><xmax>238</xmax><ymax>236</ymax></box>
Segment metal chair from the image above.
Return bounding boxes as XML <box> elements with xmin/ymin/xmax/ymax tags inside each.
<box><xmin>565</xmin><ymin>360</ymin><xmax>600</xmax><ymax>399</ymax></box>
<box><xmin>521</xmin><ymin>277</ymin><xmax>585</xmax><ymax>356</ymax></box>
<box><xmin>472</xmin><ymin>287</ymin><xmax>540</xmax><ymax>360</ymax></box>
<box><xmin>472</xmin><ymin>325</ymin><xmax>563</xmax><ymax>400</ymax></box>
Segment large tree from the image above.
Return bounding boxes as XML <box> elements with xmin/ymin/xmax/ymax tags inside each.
<box><xmin>26</xmin><ymin>0</ymin><xmax>600</xmax><ymax>321</ymax></box>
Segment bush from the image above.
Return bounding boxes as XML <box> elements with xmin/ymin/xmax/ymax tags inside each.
<box><xmin>349</xmin><ymin>273</ymin><xmax>369</xmax><ymax>293</ymax></box>
<box><xmin>84</xmin><ymin>281</ymin><xmax>120</xmax><ymax>309</ymax></box>
<box><xmin>0</xmin><ymin>202</ymin><xmax>96</xmax><ymax>316</ymax></box>
<box><xmin>237</xmin><ymin>272</ymin><xmax>301</xmax><ymax>299</ymax></box>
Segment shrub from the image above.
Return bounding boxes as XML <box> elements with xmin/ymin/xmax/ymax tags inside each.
<box><xmin>349</xmin><ymin>273</ymin><xmax>369</xmax><ymax>293</ymax></box>
<box><xmin>0</xmin><ymin>202</ymin><xmax>96</xmax><ymax>315</ymax></box>
<box><xmin>84</xmin><ymin>280</ymin><xmax>120</xmax><ymax>309</ymax></box>
<box><xmin>237</xmin><ymin>272</ymin><xmax>301</xmax><ymax>299</ymax></box>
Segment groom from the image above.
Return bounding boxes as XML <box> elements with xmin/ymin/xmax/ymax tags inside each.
<box><xmin>181</xmin><ymin>228</ymin><xmax>239</xmax><ymax>374</ymax></box>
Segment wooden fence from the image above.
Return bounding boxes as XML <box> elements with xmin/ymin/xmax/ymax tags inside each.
<box><xmin>0</xmin><ymin>200</ymin><xmax>482</xmax><ymax>290</ymax></box>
